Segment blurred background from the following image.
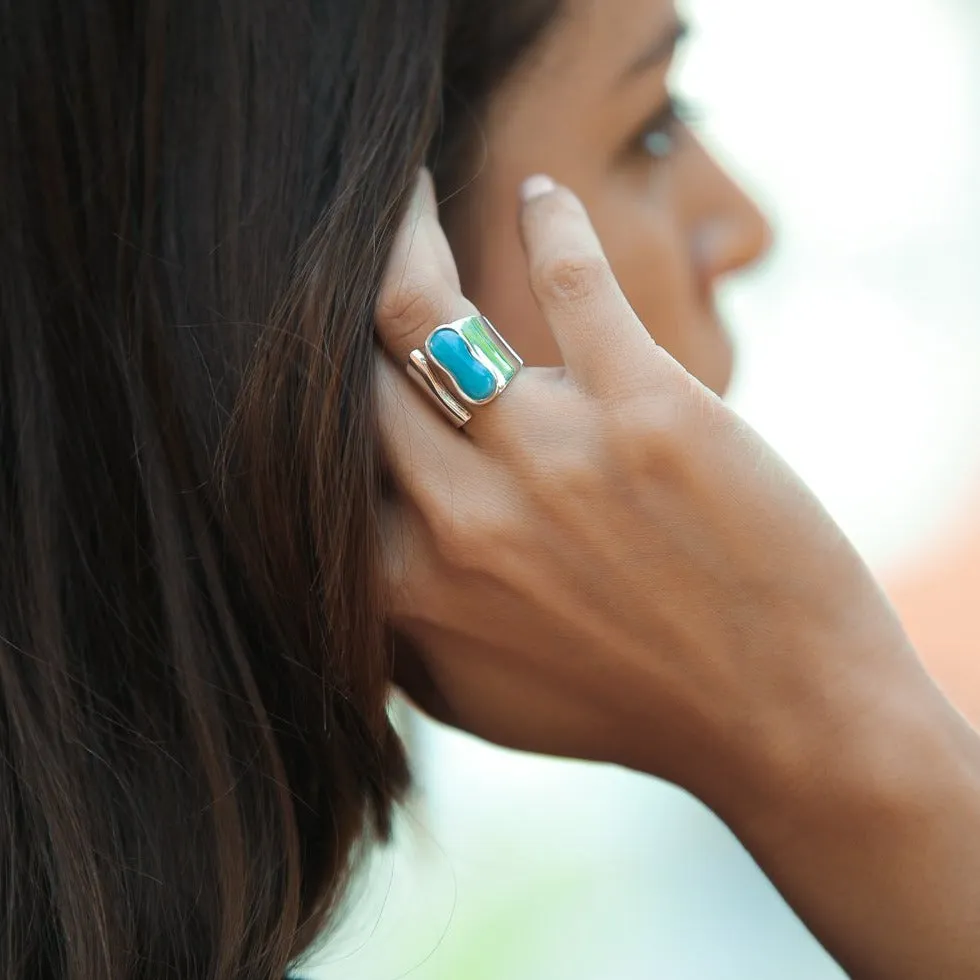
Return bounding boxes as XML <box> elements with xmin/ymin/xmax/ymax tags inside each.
<box><xmin>301</xmin><ymin>0</ymin><xmax>980</xmax><ymax>976</ymax></box>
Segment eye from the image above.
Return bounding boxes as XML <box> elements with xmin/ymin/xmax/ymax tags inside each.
<box><xmin>635</xmin><ymin>95</ymin><xmax>699</xmax><ymax>161</ymax></box>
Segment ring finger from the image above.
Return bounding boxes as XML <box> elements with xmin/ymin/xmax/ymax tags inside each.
<box><xmin>375</xmin><ymin>170</ymin><xmax>532</xmax><ymax>440</ymax></box>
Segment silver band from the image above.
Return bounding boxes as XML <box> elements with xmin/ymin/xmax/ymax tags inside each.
<box><xmin>406</xmin><ymin>315</ymin><xmax>523</xmax><ymax>428</ymax></box>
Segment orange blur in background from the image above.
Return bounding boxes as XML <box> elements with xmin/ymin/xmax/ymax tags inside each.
<box><xmin>890</xmin><ymin>486</ymin><xmax>980</xmax><ymax>728</ymax></box>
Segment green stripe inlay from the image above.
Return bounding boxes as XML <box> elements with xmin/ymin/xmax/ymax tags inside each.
<box><xmin>459</xmin><ymin>316</ymin><xmax>516</xmax><ymax>384</ymax></box>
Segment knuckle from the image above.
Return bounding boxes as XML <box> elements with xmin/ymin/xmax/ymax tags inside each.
<box><xmin>603</xmin><ymin>397</ymin><xmax>689</xmax><ymax>479</ymax></box>
<box><xmin>546</xmin><ymin>453</ymin><xmax>600</xmax><ymax>506</ymax></box>
<box><xmin>426</xmin><ymin>495</ymin><xmax>484</xmax><ymax>569</ymax></box>
<box><xmin>518</xmin><ymin>421</ymin><xmax>603</xmax><ymax>509</ymax></box>
<box><xmin>532</xmin><ymin>252</ymin><xmax>611</xmax><ymax>306</ymax></box>
<box><xmin>376</xmin><ymin>279</ymin><xmax>439</xmax><ymax>340</ymax></box>
<box><xmin>428</xmin><ymin>491</ymin><xmax>518</xmax><ymax>575</ymax></box>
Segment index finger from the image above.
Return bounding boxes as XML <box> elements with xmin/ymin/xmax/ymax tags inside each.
<box><xmin>518</xmin><ymin>176</ymin><xmax>660</xmax><ymax>397</ymax></box>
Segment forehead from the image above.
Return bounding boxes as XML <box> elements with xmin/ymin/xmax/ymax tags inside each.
<box><xmin>538</xmin><ymin>0</ymin><xmax>680</xmax><ymax>88</ymax></box>
<box><xmin>478</xmin><ymin>0</ymin><xmax>681</xmax><ymax>170</ymax></box>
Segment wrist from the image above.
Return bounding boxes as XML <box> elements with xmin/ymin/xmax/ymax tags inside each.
<box><xmin>714</xmin><ymin>644</ymin><xmax>980</xmax><ymax>866</ymax></box>
<box><xmin>686</xmin><ymin>592</ymin><xmax>976</xmax><ymax>831</ymax></box>
<box><xmin>713</xmin><ymin>660</ymin><xmax>980</xmax><ymax>979</ymax></box>
<box><xmin>616</xmin><ymin>591</ymin><xmax>980</xmax><ymax>834</ymax></box>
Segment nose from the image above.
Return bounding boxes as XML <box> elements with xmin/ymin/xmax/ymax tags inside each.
<box><xmin>690</xmin><ymin>143</ymin><xmax>773</xmax><ymax>287</ymax></box>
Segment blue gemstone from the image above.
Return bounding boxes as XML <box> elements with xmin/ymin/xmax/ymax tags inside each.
<box><xmin>428</xmin><ymin>328</ymin><xmax>498</xmax><ymax>402</ymax></box>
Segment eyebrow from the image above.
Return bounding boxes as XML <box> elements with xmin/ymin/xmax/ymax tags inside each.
<box><xmin>619</xmin><ymin>18</ymin><xmax>690</xmax><ymax>84</ymax></box>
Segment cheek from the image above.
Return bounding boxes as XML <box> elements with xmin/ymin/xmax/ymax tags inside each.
<box><xmin>599</xmin><ymin>201</ymin><xmax>690</xmax><ymax>326</ymax></box>
<box><xmin>594</xmin><ymin>194</ymin><xmax>735</xmax><ymax>396</ymax></box>
<box><xmin>445</xmin><ymin>188</ymin><xmax>564</xmax><ymax>368</ymax></box>
<box><xmin>445</xmin><ymin>177</ymin><xmax>735</xmax><ymax>393</ymax></box>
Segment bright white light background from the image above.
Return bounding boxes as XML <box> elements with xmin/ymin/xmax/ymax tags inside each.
<box><xmin>304</xmin><ymin>1</ymin><xmax>980</xmax><ymax>977</ymax></box>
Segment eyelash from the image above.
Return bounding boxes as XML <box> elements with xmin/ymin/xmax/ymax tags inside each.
<box><xmin>634</xmin><ymin>94</ymin><xmax>699</xmax><ymax>161</ymax></box>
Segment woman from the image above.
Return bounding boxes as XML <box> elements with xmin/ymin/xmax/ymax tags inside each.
<box><xmin>2</xmin><ymin>2</ymin><xmax>978</xmax><ymax>980</ymax></box>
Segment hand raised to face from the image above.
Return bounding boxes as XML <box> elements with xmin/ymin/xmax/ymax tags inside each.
<box><xmin>374</xmin><ymin>171</ymin><xmax>918</xmax><ymax>815</ymax></box>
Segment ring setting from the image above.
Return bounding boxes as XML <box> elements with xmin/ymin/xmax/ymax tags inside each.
<box><xmin>407</xmin><ymin>315</ymin><xmax>523</xmax><ymax>427</ymax></box>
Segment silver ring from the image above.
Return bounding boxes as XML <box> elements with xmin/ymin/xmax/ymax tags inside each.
<box><xmin>406</xmin><ymin>315</ymin><xmax>523</xmax><ymax>428</ymax></box>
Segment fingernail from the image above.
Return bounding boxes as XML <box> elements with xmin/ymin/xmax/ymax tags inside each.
<box><xmin>520</xmin><ymin>174</ymin><xmax>557</xmax><ymax>203</ymax></box>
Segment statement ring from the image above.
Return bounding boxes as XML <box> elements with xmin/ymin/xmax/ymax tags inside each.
<box><xmin>406</xmin><ymin>315</ymin><xmax>524</xmax><ymax>428</ymax></box>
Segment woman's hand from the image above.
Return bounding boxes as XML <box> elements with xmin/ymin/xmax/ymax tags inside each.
<box><xmin>375</xmin><ymin>172</ymin><xmax>980</xmax><ymax>979</ymax></box>
<box><xmin>376</xmin><ymin>172</ymin><xmax>918</xmax><ymax>802</ymax></box>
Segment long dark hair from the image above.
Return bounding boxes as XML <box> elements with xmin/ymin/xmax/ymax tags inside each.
<box><xmin>0</xmin><ymin>1</ymin><xmax>556</xmax><ymax>977</ymax></box>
